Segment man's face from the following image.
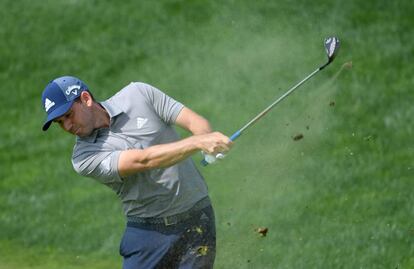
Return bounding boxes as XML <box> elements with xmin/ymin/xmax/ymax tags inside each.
<box><xmin>53</xmin><ymin>99</ymin><xmax>95</xmax><ymax>137</ymax></box>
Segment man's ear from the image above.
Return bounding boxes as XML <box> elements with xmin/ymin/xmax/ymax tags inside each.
<box><xmin>79</xmin><ymin>91</ymin><xmax>93</xmax><ymax>106</ymax></box>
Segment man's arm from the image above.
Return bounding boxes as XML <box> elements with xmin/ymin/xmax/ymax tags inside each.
<box><xmin>118</xmin><ymin>106</ymin><xmax>231</xmax><ymax>177</ymax></box>
<box><xmin>118</xmin><ymin>132</ymin><xmax>231</xmax><ymax>177</ymax></box>
<box><xmin>175</xmin><ymin>107</ymin><xmax>212</xmax><ymax>135</ymax></box>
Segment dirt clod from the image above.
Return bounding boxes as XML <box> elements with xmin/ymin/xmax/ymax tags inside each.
<box><xmin>256</xmin><ymin>227</ymin><xmax>268</xmax><ymax>237</ymax></box>
<box><xmin>196</xmin><ymin>246</ymin><xmax>208</xmax><ymax>256</ymax></box>
<box><xmin>293</xmin><ymin>134</ymin><xmax>304</xmax><ymax>141</ymax></box>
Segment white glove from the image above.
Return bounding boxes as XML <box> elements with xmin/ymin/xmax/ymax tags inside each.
<box><xmin>215</xmin><ymin>153</ymin><xmax>226</xmax><ymax>159</ymax></box>
<box><xmin>201</xmin><ymin>152</ymin><xmax>226</xmax><ymax>164</ymax></box>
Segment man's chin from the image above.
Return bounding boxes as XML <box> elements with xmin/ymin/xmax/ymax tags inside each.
<box><xmin>76</xmin><ymin>129</ymin><xmax>92</xmax><ymax>138</ymax></box>
<box><xmin>77</xmin><ymin>132</ymin><xmax>91</xmax><ymax>138</ymax></box>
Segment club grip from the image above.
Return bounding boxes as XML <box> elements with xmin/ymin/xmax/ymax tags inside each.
<box><xmin>230</xmin><ymin>130</ymin><xmax>241</xmax><ymax>141</ymax></box>
<box><xmin>201</xmin><ymin>130</ymin><xmax>241</xmax><ymax>167</ymax></box>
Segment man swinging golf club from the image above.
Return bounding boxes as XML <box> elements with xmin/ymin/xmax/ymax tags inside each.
<box><xmin>41</xmin><ymin>77</ymin><xmax>232</xmax><ymax>268</ymax></box>
<box><xmin>41</xmin><ymin>36</ymin><xmax>339</xmax><ymax>268</ymax></box>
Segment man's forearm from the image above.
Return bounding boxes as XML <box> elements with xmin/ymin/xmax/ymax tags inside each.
<box><xmin>118</xmin><ymin>132</ymin><xmax>232</xmax><ymax>177</ymax></box>
<box><xmin>118</xmin><ymin>136</ymin><xmax>199</xmax><ymax>177</ymax></box>
<box><xmin>175</xmin><ymin>107</ymin><xmax>212</xmax><ymax>135</ymax></box>
<box><xmin>188</xmin><ymin>120</ymin><xmax>212</xmax><ymax>135</ymax></box>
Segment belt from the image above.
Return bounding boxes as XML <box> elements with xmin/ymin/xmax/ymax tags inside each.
<box><xmin>127</xmin><ymin>197</ymin><xmax>211</xmax><ymax>226</ymax></box>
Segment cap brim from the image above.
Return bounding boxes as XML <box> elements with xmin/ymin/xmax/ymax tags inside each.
<box><xmin>42</xmin><ymin>101</ymin><xmax>74</xmax><ymax>131</ymax></box>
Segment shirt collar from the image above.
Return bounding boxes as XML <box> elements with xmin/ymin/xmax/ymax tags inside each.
<box><xmin>77</xmin><ymin>99</ymin><xmax>124</xmax><ymax>143</ymax></box>
<box><xmin>100</xmin><ymin>99</ymin><xmax>123</xmax><ymax>120</ymax></box>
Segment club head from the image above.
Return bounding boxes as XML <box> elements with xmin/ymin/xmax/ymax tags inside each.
<box><xmin>324</xmin><ymin>37</ymin><xmax>340</xmax><ymax>63</ymax></box>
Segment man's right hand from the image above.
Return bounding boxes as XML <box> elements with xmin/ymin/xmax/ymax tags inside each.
<box><xmin>194</xmin><ymin>132</ymin><xmax>233</xmax><ymax>156</ymax></box>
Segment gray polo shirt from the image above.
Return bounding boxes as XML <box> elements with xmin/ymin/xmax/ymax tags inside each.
<box><xmin>71</xmin><ymin>82</ymin><xmax>209</xmax><ymax>218</ymax></box>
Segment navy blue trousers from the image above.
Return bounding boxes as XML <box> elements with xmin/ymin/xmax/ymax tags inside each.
<box><xmin>120</xmin><ymin>206</ymin><xmax>216</xmax><ymax>269</ymax></box>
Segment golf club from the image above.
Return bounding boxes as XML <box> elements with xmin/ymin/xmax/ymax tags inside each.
<box><xmin>201</xmin><ymin>36</ymin><xmax>340</xmax><ymax>166</ymax></box>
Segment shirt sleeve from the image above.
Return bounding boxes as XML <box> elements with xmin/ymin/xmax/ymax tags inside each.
<box><xmin>137</xmin><ymin>83</ymin><xmax>184</xmax><ymax>124</ymax></box>
<box><xmin>72</xmin><ymin>147</ymin><xmax>123</xmax><ymax>184</ymax></box>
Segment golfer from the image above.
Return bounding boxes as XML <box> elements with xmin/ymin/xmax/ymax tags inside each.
<box><xmin>41</xmin><ymin>76</ymin><xmax>232</xmax><ymax>268</ymax></box>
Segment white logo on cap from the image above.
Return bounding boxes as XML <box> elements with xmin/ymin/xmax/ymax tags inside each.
<box><xmin>65</xmin><ymin>85</ymin><xmax>81</xmax><ymax>96</ymax></box>
<box><xmin>44</xmin><ymin>98</ymin><xmax>55</xmax><ymax>112</ymax></box>
<box><xmin>137</xmin><ymin>117</ymin><xmax>148</xmax><ymax>129</ymax></box>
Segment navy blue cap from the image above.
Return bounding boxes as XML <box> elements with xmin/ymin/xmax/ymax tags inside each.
<box><xmin>41</xmin><ymin>76</ymin><xmax>89</xmax><ymax>131</ymax></box>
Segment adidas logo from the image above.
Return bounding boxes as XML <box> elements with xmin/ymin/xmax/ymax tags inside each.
<box><xmin>137</xmin><ymin>117</ymin><xmax>148</xmax><ymax>129</ymax></box>
<box><xmin>44</xmin><ymin>98</ymin><xmax>55</xmax><ymax>112</ymax></box>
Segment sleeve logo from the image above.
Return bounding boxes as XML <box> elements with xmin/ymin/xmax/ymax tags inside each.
<box><xmin>137</xmin><ymin>117</ymin><xmax>148</xmax><ymax>129</ymax></box>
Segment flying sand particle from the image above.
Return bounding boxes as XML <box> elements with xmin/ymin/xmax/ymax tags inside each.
<box><xmin>343</xmin><ymin>61</ymin><xmax>353</xmax><ymax>69</ymax></box>
<box><xmin>293</xmin><ymin>133</ymin><xmax>304</xmax><ymax>141</ymax></box>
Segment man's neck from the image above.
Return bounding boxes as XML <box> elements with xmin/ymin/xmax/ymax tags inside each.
<box><xmin>93</xmin><ymin>102</ymin><xmax>111</xmax><ymax>129</ymax></box>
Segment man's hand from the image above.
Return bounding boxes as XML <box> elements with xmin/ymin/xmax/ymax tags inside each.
<box><xmin>197</xmin><ymin>132</ymin><xmax>232</xmax><ymax>165</ymax></box>
<box><xmin>194</xmin><ymin>132</ymin><xmax>232</xmax><ymax>155</ymax></box>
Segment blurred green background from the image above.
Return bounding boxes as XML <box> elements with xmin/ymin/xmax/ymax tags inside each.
<box><xmin>1</xmin><ymin>0</ymin><xmax>413</xmax><ymax>268</ymax></box>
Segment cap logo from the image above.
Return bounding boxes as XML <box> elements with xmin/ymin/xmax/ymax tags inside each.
<box><xmin>44</xmin><ymin>98</ymin><xmax>55</xmax><ymax>112</ymax></box>
<box><xmin>65</xmin><ymin>85</ymin><xmax>81</xmax><ymax>96</ymax></box>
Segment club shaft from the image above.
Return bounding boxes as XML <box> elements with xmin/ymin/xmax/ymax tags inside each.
<box><xmin>202</xmin><ymin>61</ymin><xmax>331</xmax><ymax>166</ymax></box>
<box><xmin>230</xmin><ymin>66</ymin><xmax>323</xmax><ymax>141</ymax></box>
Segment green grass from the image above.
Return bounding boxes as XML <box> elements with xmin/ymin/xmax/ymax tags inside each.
<box><xmin>1</xmin><ymin>0</ymin><xmax>413</xmax><ymax>268</ymax></box>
